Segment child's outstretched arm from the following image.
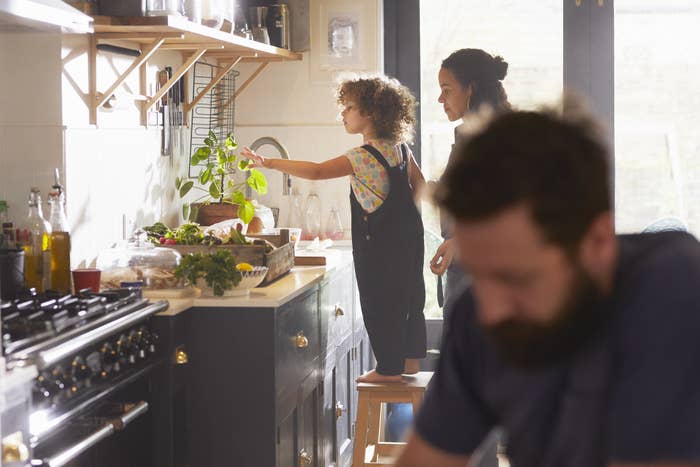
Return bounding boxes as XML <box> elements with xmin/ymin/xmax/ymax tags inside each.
<box><xmin>241</xmin><ymin>146</ymin><xmax>353</xmax><ymax>180</ymax></box>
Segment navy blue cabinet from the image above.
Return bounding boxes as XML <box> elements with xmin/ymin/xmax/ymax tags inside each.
<box><xmin>153</xmin><ymin>262</ymin><xmax>371</xmax><ymax>467</ymax></box>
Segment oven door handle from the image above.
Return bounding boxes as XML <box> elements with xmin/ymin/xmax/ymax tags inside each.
<box><xmin>38</xmin><ymin>401</ymin><xmax>149</xmax><ymax>467</ymax></box>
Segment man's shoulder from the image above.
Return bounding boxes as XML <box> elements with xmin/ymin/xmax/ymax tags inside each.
<box><xmin>617</xmin><ymin>231</ymin><xmax>700</xmax><ymax>286</ymax></box>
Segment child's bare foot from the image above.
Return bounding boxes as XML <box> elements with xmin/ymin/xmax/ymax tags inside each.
<box><xmin>356</xmin><ymin>369</ymin><xmax>404</xmax><ymax>384</ymax></box>
<box><xmin>403</xmin><ymin>358</ymin><xmax>420</xmax><ymax>375</ymax></box>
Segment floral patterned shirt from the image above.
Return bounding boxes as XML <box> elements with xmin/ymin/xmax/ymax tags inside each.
<box><xmin>344</xmin><ymin>139</ymin><xmax>408</xmax><ymax>213</ymax></box>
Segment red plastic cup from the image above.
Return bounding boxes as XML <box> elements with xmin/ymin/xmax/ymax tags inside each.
<box><xmin>72</xmin><ymin>268</ymin><xmax>101</xmax><ymax>294</ymax></box>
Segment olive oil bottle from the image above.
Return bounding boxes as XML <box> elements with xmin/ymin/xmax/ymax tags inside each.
<box><xmin>48</xmin><ymin>176</ymin><xmax>71</xmax><ymax>294</ymax></box>
<box><xmin>17</xmin><ymin>188</ymin><xmax>51</xmax><ymax>292</ymax></box>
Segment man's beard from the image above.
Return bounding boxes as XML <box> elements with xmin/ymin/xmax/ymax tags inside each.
<box><xmin>484</xmin><ymin>268</ymin><xmax>608</xmax><ymax>369</ymax></box>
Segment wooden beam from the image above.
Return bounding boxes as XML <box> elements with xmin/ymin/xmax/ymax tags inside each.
<box><xmin>184</xmin><ymin>56</ymin><xmax>241</xmax><ymax>113</ymax></box>
<box><xmin>230</xmin><ymin>62</ymin><xmax>268</xmax><ymax>103</ymax></box>
<box><xmin>145</xmin><ymin>48</ymin><xmax>208</xmax><ymax>110</ymax></box>
<box><xmin>95</xmin><ymin>36</ymin><xmax>166</xmax><ymax>109</ymax></box>
<box><xmin>95</xmin><ymin>32</ymin><xmax>184</xmax><ymax>40</ymax></box>
<box><xmin>88</xmin><ymin>34</ymin><xmax>97</xmax><ymax>125</ymax></box>
<box><xmin>159</xmin><ymin>43</ymin><xmax>224</xmax><ymax>50</ymax></box>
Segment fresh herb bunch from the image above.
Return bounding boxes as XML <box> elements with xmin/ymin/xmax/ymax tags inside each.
<box><xmin>143</xmin><ymin>222</ymin><xmax>170</xmax><ymax>244</ymax></box>
<box><xmin>175</xmin><ymin>131</ymin><xmax>268</xmax><ymax>223</ymax></box>
<box><xmin>174</xmin><ymin>249</ymin><xmax>242</xmax><ymax>296</ymax></box>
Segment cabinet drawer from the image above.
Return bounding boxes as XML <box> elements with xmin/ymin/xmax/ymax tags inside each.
<box><xmin>320</xmin><ymin>264</ymin><xmax>354</xmax><ymax>352</ymax></box>
<box><xmin>276</xmin><ymin>290</ymin><xmax>320</xmax><ymax>398</ymax></box>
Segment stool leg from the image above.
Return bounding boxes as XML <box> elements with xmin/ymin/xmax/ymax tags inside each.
<box><xmin>366</xmin><ymin>401</ymin><xmax>381</xmax><ymax>461</ymax></box>
<box><xmin>353</xmin><ymin>391</ymin><xmax>370</xmax><ymax>467</ymax></box>
<box><xmin>411</xmin><ymin>393</ymin><xmax>423</xmax><ymax>421</ymax></box>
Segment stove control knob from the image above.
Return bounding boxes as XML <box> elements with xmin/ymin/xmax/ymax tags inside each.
<box><xmin>34</xmin><ymin>373</ymin><xmax>53</xmax><ymax>399</ymax></box>
<box><xmin>71</xmin><ymin>357</ymin><xmax>91</xmax><ymax>381</ymax></box>
<box><xmin>102</xmin><ymin>343</ymin><xmax>118</xmax><ymax>366</ymax></box>
<box><xmin>51</xmin><ymin>366</ymin><xmax>67</xmax><ymax>393</ymax></box>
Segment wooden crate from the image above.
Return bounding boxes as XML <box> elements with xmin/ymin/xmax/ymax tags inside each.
<box><xmin>168</xmin><ymin>229</ymin><xmax>294</xmax><ymax>284</ymax></box>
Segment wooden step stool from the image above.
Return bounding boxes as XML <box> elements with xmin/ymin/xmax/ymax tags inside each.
<box><xmin>353</xmin><ymin>372</ymin><xmax>434</xmax><ymax>466</ymax></box>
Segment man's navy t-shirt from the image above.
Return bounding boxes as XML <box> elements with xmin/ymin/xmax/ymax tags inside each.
<box><xmin>415</xmin><ymin>232</ymin><xmax>700</xmax><ymax>466</ymax></box>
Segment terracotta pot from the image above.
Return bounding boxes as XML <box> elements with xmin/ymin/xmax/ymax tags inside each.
<box><xmin>195</xmin><ymin>203</ymin><xmax>238</xmax><ymax>226</ymax></box>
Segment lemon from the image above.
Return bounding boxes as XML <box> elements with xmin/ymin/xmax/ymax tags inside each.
<box><xmin>236</xmin><ymin>262</ymin><xmax>254</xmax><ymax>272</ymax></box>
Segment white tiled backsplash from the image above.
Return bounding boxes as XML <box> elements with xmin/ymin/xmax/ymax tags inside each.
<box><xmin>1</xmin><ymin>19</ymin><xmax>381</xmax><ymax>267</ymax></box>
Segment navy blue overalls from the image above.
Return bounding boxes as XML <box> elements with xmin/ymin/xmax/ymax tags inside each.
<box><xmin>351</xmin><ymin>143</ymin><xmax>427</xmax><ymax>376</ymax></box>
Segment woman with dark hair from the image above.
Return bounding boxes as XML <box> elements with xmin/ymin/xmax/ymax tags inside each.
<box><xmin>427</xmin><ymin>46</ymin><xmax>511</xmax><ymax>467</ymax></box>
<box><xmin>431</xmin><ymin>49</ymin><xmax>511</xmax><ymax>320</ymax></box>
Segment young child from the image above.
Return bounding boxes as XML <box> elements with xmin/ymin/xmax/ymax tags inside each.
<box><xmin>242</xmin><ymin>75</ymin><xmax>426</xmax><ymax>383</ymax></box>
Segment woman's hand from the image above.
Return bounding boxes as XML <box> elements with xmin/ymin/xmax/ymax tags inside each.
<box><xmin>430</xmin><ymin>238</ymin><xmax>457</xmax><ymax>275</ymax></box>
<box><xmin>241</xmin><ymin>146</ymin><xmax>271</xmax><ymax>169</ymax></box>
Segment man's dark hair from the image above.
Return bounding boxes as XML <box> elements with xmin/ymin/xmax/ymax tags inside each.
<box><xmin>436</xmin><ymin>105</ymin><xmax>611</xmax><ymax>252</ymax></box>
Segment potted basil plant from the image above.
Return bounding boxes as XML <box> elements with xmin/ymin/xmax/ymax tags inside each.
<box><xmin>175</xmin><ymin>131</ymin><xmax>267</xmax><ymax>225</ymax></box>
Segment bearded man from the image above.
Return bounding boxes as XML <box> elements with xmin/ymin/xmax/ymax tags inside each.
<box><xmin>395</xmin><ymin>105</ymin><xmax>700</xmax><ymax>466</ymax></box>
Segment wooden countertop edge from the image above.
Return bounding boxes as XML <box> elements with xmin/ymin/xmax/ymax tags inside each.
<box><xmin>155</xmin><ymin>250</ymin><xmax>352</xmax><ymax>316</ymax></box>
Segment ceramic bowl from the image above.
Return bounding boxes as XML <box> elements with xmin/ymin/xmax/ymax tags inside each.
<box><xmin>196</xmin><ymin>266</ymin><xmax>269</xmax><ymax>297</ymax></box>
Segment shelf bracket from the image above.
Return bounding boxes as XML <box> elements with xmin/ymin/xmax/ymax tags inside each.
<box><xmin>183</xmin><ymin>56</ymin><xmax>242</xmax><ymax>114</ymax></box>
<box><xmin>89</xmin><ymin>36</ymin><xmax>169</xmax><ymax>124</ymax></box>
<box><xmin>144</xmin><ymin>47</ymin><xmax>208</xmax><ymax>111</ymax></box>
<box><xmin>218</xmin><ymin>62</ymin><xmax>269</xmax><ymax>114</ymax></box>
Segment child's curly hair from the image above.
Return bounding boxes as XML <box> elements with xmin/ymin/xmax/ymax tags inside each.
<box><xmin>337</xmin><ymin>75</ymin><xmax>417</xmax><ymax>144</ymax></box>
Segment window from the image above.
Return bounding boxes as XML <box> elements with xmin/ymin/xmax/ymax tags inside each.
<box><xmin>418</xmin><ymin>0</ymin><xmax>564</xmax><ymax>317</ymax></box>
<box><xmin>614</xmin><ymin>1</ymin><xmax>700</xmax><ymax>234</ymax></box>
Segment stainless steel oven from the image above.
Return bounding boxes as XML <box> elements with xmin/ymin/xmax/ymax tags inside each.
<box><xmin>2</xmin><ymin>288</ymin><xmax>168</xmax><ymax>466</ymax></box>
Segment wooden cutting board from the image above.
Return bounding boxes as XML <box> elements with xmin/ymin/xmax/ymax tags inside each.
<box><xmin>294</xmin><ymin>255</ymin><xmax>327</xmax><ymax>266</ymax></box>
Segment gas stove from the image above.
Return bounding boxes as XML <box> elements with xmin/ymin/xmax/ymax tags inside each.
<box><xmin>0</xmin><ymin>288</ymin><xmax>168</xmax><ymax>466</ymax></box>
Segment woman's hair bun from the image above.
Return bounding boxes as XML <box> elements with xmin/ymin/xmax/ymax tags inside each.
<box><xmin>492</xmin><ymin>56</ymin><xmax>508</xmax><ymax>81</ymax></box>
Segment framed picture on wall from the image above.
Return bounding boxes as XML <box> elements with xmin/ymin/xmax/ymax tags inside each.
<box><xmin>309</xmin><ymin>0</ymin><xmax>380</xmax><ymax>83</ymax></box>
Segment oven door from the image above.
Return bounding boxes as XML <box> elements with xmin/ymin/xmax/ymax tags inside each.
<box><xmin>30</xmin><ymin>362</ymin><xmax>161</xmax><ymax>467</ymax></box>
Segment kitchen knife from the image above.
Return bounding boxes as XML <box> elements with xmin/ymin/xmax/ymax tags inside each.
<box><xmin>159</xmin><ymin>68</ymin><xmax>170</xmax><ymax>157</ymax></box>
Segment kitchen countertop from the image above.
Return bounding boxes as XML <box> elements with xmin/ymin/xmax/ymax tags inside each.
<box><xmin>154</xmin><ymin>248</ymin><xmax>352</xmax><ymax>316</ymax></box>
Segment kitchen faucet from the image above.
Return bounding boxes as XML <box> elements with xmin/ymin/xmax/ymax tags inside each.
<box><xmin>247</xmin><ymin>136</ymin><xmax>291</xmax><ymax>197</ymax></box>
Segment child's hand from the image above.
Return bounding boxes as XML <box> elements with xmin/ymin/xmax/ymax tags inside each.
<box><xmin>241</xmin><ymin>146</ymin><xmax>269</xmax><ymax>168</ymax></box>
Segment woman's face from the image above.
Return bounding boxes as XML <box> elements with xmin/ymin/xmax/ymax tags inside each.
<box><xmin>438</xmin><ymin>67</ymin><xmax>472</xmax><ymax>122</ymax></box>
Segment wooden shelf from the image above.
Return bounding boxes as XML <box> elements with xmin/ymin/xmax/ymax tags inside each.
<box><xmin>93</xmin><ymin>15</ymin><xmax>302</xmax><ymax>61</ymax></box>
<box><xmin>89</xmin><ymin>15</ymin><xmax>302</xmax><ymax>124</ymax></box>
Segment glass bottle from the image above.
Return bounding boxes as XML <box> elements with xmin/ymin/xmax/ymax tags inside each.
<box><xmin>17</xmin><ymin>188</ymin><xmax>51</xmax><ymax>292</ymax></box>
<box><xmin>325</xmin><ymin>206</ymin><xmax>344</xmax><ymax>240</ymax></box>
<box><xmin>303</xmin><ymin>191</ymin><xmax>322</xmax><ymax>240</ymax></box>
<box><xmin>47</xmin><ymin>184</ymin><xmax>72</xmax><ymax>294</ymax></box>
<box><xmin>0</xmin><ymin>200</ymin><xmax>13</xmax><ymax>248</ymax></box>
<box><xmin>288</xmin><ymin>186</ymin><xmax>304</xmax><ymax>229</ymax></box>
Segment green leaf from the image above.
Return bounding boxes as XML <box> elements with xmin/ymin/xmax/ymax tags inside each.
<box><xmin>182</xmin><ymin>204</ymin><xmax>190</xmax><ymax>221</ymax></box>
<box><xmin>247</xmin><ymin>168</ymin><xmax>268</xmax><ymax>195</ymax></box>
<box><xmin>231</xmin><ymin>191</ymin><xmax>246</xmax><ymax>205</ymax></box>
<box><xmin>217</xmin><ymin>151</ymin><xmax>227</xmax><ymax>167</ymax></box>
<box><xmin>199</xmin><ymin>168</ymin><xmax>211</xmax><ymax>185</ymax></box>
<box><xmin>238</xmin><ymin>160</ymin><xmax>250</xmax><ymax>171</ymax></box>
<box><xmin>225</xmin><ymin>135</ymin><xmax>237</xmax><ymax>150</ymax></box>
<box><xmin>227</xmin><ymin>154</ymin><xmax>237</xmax><ymax>164</ymax></box>
<box><xmin>175</xmin><ymin>177</ymin><xmax>182</xmax><ymax>189</ymax></box>
<box><xmin>238</xmin><ymin>200</ymin><xmax>255</xmax><ymax>224</ymax></box>
<box><xmin>208</xmin><ymin>130</ymin><xmax>217</xmax><ymax>142</ymax></box>
<box><xmin>179</xmin><ymin>180</ymin><xmax>194</xmax><ymax>197</ymax></box>
<box><xmin>209</xmin><ymin>180</ymin><xmax>221</xmax><ymax>199</ymax></box>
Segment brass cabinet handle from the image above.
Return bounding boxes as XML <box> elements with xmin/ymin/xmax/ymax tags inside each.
<box><xmin>334</xmin><ymin>305</ymin><xmax>344</xmax><ymax>317</ymax></box>
<box><xmin>294</xmin><ymin>333</ymin><xmax>309</xmax><ymax>349</ymax></box>
<box><xmin>335</xmin><ymin>401</ymin><xmax>346</xmax><ymax>420</ymax></box>
<box><xmin>299</xmin><ymin>449</ymin><xmax>312</xmax><ymax>465</ymax></box>
<box><xmin>174</xmin><ymin>346</ymin><xmax>189</xmax><ymax>365</ymax></box>
<box><xmin>2</xmin><ymin>432</ymin><xmax>29</xmax><ymax>463</ymax></box>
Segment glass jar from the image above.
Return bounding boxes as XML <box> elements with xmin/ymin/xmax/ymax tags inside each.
<box><xmin>97</xmin><ymin>231</ymin><xmax>183</xmax><ymax>290</ymax></box>
<box><xmin>146</xmin><ymin>0</ymin><xmax>182</xmax><ymax>16</ymax></box>
<box><xmin>303</xmin><ymin>192</ymin><xmax>322</xmax><ymax>240</ymax></box>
